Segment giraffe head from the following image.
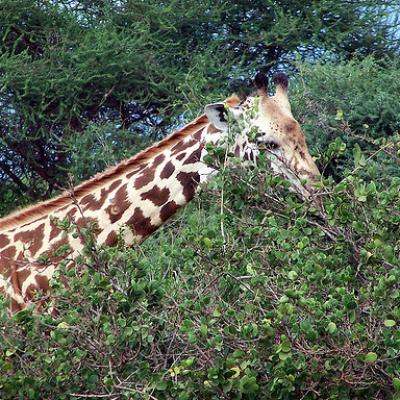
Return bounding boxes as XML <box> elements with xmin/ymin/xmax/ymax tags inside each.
<box><xmin>204</xmin><ymin>72</ymin><xmax>320</xmax><ymax>197</ymax></box>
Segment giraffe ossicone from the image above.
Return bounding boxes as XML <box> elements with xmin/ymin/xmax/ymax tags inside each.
<box><xmin>0</xmin><ymin>72</ymin><xmax>320</xmax><ymax>313</ymax></box>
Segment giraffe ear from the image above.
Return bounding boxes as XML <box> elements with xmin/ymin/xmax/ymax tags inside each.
<box><xmin>254</xmin><ymin>72</ymin><xmax>269</xmax><ymax>95</ymax></box>
<box><xmin>204</xmin><ymin>102</ymin><xmax>228</xmax><ymax>130</ymax></box>
<box><xmin>273</xmin><ymin>72</ymin><xmax>289</xmax><ymax>92</ymax></box>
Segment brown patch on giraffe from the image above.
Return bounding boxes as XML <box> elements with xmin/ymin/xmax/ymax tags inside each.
<box><xmin>105</xmin><ymin>184</ymin><xmax>130</xmax><ymax>223</ymax></box>
<box><xmin>126</xmin><ymin>207</ymin><xmax>157</xmax><ymax>238</ymax></box>
<box><xmin>50</xmin><ymin>235</ymin><xmax>69</xmax><ymax>249</ymax></box>
<box><xmin>49</xmin><ymin>219</ymin><xmax>63</xmax><ymax>241</ymax></box>
<box><xmin>80</xmin><ymin>194</ymin><xmax>95</xmax><ymax>208</ymax></box>
<box><xmin>15</xmin><ymin>250</ymin><xmax>27</xmax><ymax>265</ymax></box>
<box><xmin>152</xmin><ymin>153</ymin><xmax>165</xmax><ymax>168</ymax></box>
<box><xmin>126</xmin><ymin>164</ymin><xmax>147</xmax><ymax>179</ymax></box>
<box><xmin>11</xmin><ymin>298</ymin><xmax>23</xmax><ymax>314</ymax></box>
<box><xmin>0</xmin><ymin>268</ymin><xmax>10</xmax><ymax>279</ymax></box>
<box><xmin>11</xmin><ymin>267</ymin><xmax>30</xmax><ymax>296</ymax></box>
<box><xmin>183</xmin><ymin>146</ymin><xmax>202</xmax><ymax>165</ymax></box>
<box><xmin>171</xmin><ymin>138</ymin><xmax>197</xmax><ymax>156</ymax></box>
<box><xmin>141</xmin><ymin>185</ymin><xmax>170</xmax><ymax>206</ymax></box>
<box><xmin>160</xmin><ymin>200</ymin><xmax>180</xmax><ymax>222</ymax></box>
<box><xmin>176</xmin><ymin>153</ymin><xmax>186</xmax><ymax>161</ymax></box>
<box><xmin>57</xmin><ymin>204</ymin><xmax>70</xmax><ymax>213</ymax></box>
<box><xmin>80</xmin><ymin>179</ymin><xmax>122</xmax><ymax>211</ymax></box>
<box><xmin>14</xmin><ymin>223</ymin><xmax>46</xmax><ymax>257</ymax></box>
<box><xmin>194</xmin><ymin>128</ymin><xmax>203</xmax><ymax>141</ymax></box>
<box><xmin>0</xmin><ymin>234</ymin><xmax>10</xmax><ymax>249</ymax></box>
<box><xmin>134</xmin><ymin>167</ymin><xmax>156</xmax><ymax>189</ymax></box>
<box><xmin>207</xmin><ymin>124</ymin><xmax>222</xmax><ymax>135</ymax></box>
<box><xmin>0</xmin><ymin>246</ymin><xmax>16</xmax><ymax>271</ymax></box>
<box><xmin>28</xmin><ymin>224</ymin><xmax>46</xmax><ymax>256</ymax></box>
<box><xmin>176</xmin><ymin>171</ymin><xmax>200</xmax><ymax>201</ymax></box>
<box><xmin>35</xmin><ymin>274</ymin><xmax>50</xmax><ymax>292</ymax></box>
<box><xmin>160</xmin><ymin>161</ymin><xmax>175</xmax><ymax>179</ymax></box>
<box><xmin>105</xmin><ymin>231</ymin><xmax>118</xmax><ymax>246</ymax></box>
<box><xmin>284</xmin><ymin>120</ymin><xmax>299</xmax><ymax>135</ymax></box>
<box><xmin>100</xmin><ymin>182</ymin><xmax>123</xmax><ymax>208</ymax></box>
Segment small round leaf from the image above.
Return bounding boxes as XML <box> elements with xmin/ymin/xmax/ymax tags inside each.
<box><xmin>384</xmin><ymin>320</ymin><xmax>396</xmax><ymax>327</ymax></box>
<box><xmin>364</xmin><ymin>352</ymin><xmax>378</xmax><ymax>363</ymax></box>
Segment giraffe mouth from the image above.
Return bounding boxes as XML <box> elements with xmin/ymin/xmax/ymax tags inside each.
<box><xmin>256</xmin><ymin>139</ymin><xmax>280</xmax><ymax>152</ymax></box>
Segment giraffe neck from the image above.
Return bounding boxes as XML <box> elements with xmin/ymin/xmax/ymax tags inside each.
<box><xmin>77</xmin><ymin>121</ymin><xmax>255</xmax><ymax>245</ymax></box>
<box><xmin>0</xmin><ymin>114</ymin><xmax>254</xmax><ymax>312</ymax></box>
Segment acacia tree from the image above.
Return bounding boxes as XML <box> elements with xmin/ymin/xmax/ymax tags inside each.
<box><xmin>0</xmin><ymin>0</ymin><xmax>399</xmax><ymax>215</ymax></box>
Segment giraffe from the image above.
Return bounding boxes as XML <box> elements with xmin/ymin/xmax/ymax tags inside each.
<box><xmin>0</xmin><ymin>72</ymin><xmax>320</xmax><ymax>313</ymax></box>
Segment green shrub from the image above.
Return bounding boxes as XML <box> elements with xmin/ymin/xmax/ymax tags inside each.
<box><xmin>291</xmin><ymin>57</ymin><xmax>400</xmax><ymax>180</ymax></box>
<box><xmin>1</xmin><ymin>142</ymin><xmax>399</xmax><ymax>399</ymax></box>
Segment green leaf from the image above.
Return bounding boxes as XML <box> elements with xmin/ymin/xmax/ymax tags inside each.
<box><xmin>57</xmin><ymin>322</ymin><xmax>70</xmax><ymax>330</ymax></box>
<box><xmin>203</xmin><ymin>237</ymin><xmax>213</xmax><ymax>248</ymax></box>
<box><xmin>364</xmin><ymin>352</ymin><xmax>378</xmax><ymax>363</ymax></box>
<box><xmin>200</xmin><ymin>324</ymin><xmax>208</xmax><ymax>336</ymax></box>
<box><xmin>5</xmin><ymin>349</ymin><xmax>15</xmax><ymax>357</ymax></box>
<box><xmin>393</xmin><ymin>377</ymin><xmax>400</xmax><ymax>392</ymax></box>
<box><xmin>147</xmin><ymin>334</ymin><xmax>154</xmax><ymax>343</ymax></box>
<box><xmin>326</xmin><ymin>322</ymin><xmax>337</xmax><ymax>334</ymax></box>
<box><xmin>335</xmin><ymin>109</ymin><xmax>344</xmax><ymax>120</ymax></box>
<box><xmin>229</xmin><ymin>367</ymin><xmax>241</xmax><ymax>379</ymax></box>
<box><xmin>278</xmin><ymin>352</ymin><xmax>292</xmax><ymax>361</ymax></box>
<box><xmin>182</xmin><ymin>357</ymin><xmax>195</xmax><ymax>368</ymax></box>
<box><xmin>239</xmin><ymin>376</ymin><xmax>259</xmax><ymax>394</ymax></box>
<box><xmin>353</xmin><ymin>144</ymin><xmax>366</xmax><ymax>168</ymax></box>
<box><xmin>384</xmin><ymin>320</ymin><xmax>396</xmax><ymax>327</ymax></box>
<box><xmin>212</xmin><ymin>309</ymin><xmax>221</xmax><ymax>317</ymax></box>
<box><xmin>287</xmin><ymin>271</ymin><xmax>298</xmax><ymax>280</ymax></box>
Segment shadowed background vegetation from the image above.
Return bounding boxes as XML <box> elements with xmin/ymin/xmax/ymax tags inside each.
<box><xmin>0</xmin><ymin>1</ymin><xmax>399</xmax><ymax>399</ymax></box>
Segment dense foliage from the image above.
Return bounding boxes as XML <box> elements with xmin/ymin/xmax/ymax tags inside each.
<box><xmin>1</xmin><ymin>1</ymin><xmax>400</xmax><ymax>399</ymax></box>
<box><xmin>293</xmin><ymin>57</ymin><xmax>400</xmax><ymax>181</ymax></box>
<box><xmin>1</xmin><ymin>134</ymin><xmax>399</xmax><ymax>399</ymax></box>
